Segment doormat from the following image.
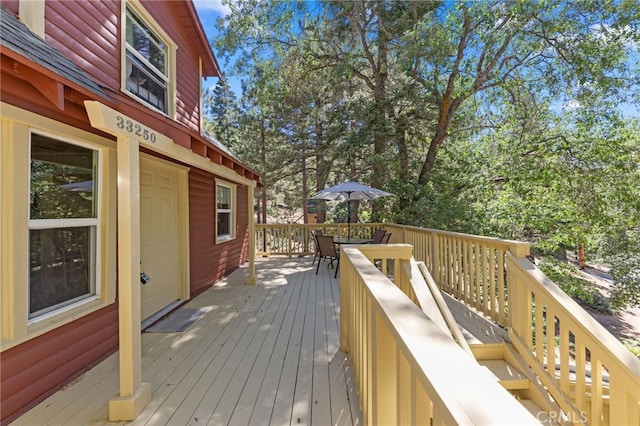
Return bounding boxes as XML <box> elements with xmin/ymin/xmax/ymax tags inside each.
<box><xmin>144</xmin><ymin>307</ymin><xmax>210</xmax><ymax>333</ymax></box>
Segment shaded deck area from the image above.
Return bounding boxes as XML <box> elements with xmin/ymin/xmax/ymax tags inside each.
<box><xmin>15</xmin><ymin>257</ymin><xmax>362</xmax><ymax>426</ymax></box>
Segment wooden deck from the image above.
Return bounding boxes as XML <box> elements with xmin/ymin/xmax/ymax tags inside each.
<box><xmin>14</xmin><ymin>257</ymin><xmax>362</xmax><ymax>426</ymax></box>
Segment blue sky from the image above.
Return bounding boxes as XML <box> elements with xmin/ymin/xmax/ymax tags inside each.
<box><xmin>194</xmin><ymin>1</ymin><xmax>242</xmax><ymax>94</ymax></box>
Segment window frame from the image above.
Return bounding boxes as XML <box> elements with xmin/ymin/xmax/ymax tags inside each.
<box><xmin>0</xmin><ymin>105</ymin><xmax>117</xmax><ymax>350</ymax></box>
<box><xmin>27</xmin><ymin>132</ymin><xmax>103</xmax><ymax>323</ymax></box>
<box><xmin>216</xmin><ymin>181</ymin><xmax>236</xmax><ymax>243</ymax></box>
<box><xmin>121</xmin><ymin>1</ymin><xmax>177</xmax><ymax>118</ymax></box>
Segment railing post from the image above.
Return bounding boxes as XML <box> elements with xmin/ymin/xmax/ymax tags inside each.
<box><xmin>339</xmin><ymin>257</ymin><xmax>349</xmax><ymax>353</ymax></box>
<box><xmin>432</xmin><ymin>233</ymin><xmax>440</xmax><ymax>287</ymax></box>
<box><xmin>246</xmin><ymin>185</ymin><xmax>256</xmax><ymax>284</ymax></box>
<box><xmin>508</xmin><ymin>241</ymin><xmax>530</xmax><ymax>258</ymax></box>
<box><xmin>506</xmin><ymin>254</ymin><xmax>521</xmax><ymax>334</ymax></box>
<box><xmin>373</xmin><ymin>310</ymin><xmax>397</xmax><ymax>426</ymax></box>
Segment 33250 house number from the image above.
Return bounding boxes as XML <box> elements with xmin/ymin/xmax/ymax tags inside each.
<box><xmin>115</xmin><ymin>115</ymin><xmax>157</xmax><ymax>143</ymax></box>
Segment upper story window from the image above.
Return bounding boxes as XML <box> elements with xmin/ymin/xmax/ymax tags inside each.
<box><xmin>123</xmin><ymin>4</ymin><xmax>175</xmax><ymax>115</ymax></box>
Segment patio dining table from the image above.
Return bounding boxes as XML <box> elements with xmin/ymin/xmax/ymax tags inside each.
<box><xmin>333</xmin><ymin>237</ymin><xmax>373</xmax><ymax>245</ymax></box>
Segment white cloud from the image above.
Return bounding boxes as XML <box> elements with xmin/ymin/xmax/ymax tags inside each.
<box><xmin>193</xmin><ymin>0</ymin><xmax>231</xmax><ymax>16</ymax></box>
<box><xmin>562</xmin><ymin>100</ymin><xmax>581</xmax><ymax>111</ymax></box>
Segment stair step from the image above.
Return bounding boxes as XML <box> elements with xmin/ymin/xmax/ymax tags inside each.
<box><xmin>519</xmin><ymin>399</ymin><xmax>559</xmax><ymax>425</ymax></box>
<box><xmin>479</xmin><ymin>359</ymin><xmax>530</xmax><ymax>390</ymax></box>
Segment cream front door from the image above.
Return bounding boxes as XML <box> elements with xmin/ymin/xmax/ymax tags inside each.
<box><xmin>139</xmin><ymin>156</ymin><xmax>183</xmax><ymax>320</ymax></box>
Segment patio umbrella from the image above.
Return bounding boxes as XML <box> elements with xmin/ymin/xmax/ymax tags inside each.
<box><xmin>310</xmin><ymin>180</ymin><xmax>395</xmax><ymax>239</ymax></box>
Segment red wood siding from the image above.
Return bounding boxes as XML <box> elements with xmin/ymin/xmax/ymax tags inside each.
<box><xmin>0</xmin><ymin>305</ymin><xmax>118</xmax><ymax>424</ymax></box>
<box><xmin>189</xmin><ymin>167</ymin><xmax>250</xmax><ymax>296</ymax></box>
<box><xmin>46</xmin><ymin>1</ymin><xmax>120</xmax><ymax>91</ymax></box>
<box><xmin>2</xmin><ymin>1</ymin><xmax>18</xmax><ymax>14</ymax></box>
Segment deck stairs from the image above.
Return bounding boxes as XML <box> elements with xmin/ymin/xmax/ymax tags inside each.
<box><xmin>471</xmin><ymin>342</ymin><xmax>564</xmax><ymax>425</ymax></box>
<box><xmin>408</xmin><ymin>260</ymin><xmax>570</xmax><ymax>425</ymax></box>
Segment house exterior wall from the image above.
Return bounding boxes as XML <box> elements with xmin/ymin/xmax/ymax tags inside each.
<box><xmin>44</xmin><ymin>0</ymin><xmax>205</xmax><ymax>133</ymax></box>
<box><xmin>0</xmin><ymin>307</ymin><xmax>118</xmax><ymax>422</ymax></box>
<box><xmin>189</xmin><ymin>168</ymin><xmax>250</xmax><ymax>296</ymax></box>
<box><xmin>1</xmin><ymin>1</ymin><xmax>18</xmax><ymax>14</ymax></box>
<box><xmin>0</xmin><ymin>1</ymin><xmax>258</xmax><ymax>423</ymax></box>
<box><xmin>45</xmin><ymin>1</ymin><xmax>121</xmax><ymax>91</ymax></box>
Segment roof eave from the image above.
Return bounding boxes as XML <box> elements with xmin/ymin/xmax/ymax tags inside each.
<box><xmin>185</xmin><ymin>0</ymin><xmax>221</xmax><ymax>78</ymax></box>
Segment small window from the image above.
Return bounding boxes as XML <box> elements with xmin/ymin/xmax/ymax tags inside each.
<box><xmin>29</xmin><ymin>134</ymin><xmax>99</xmax><ymax>319</ymax></box>
<box><xmin>125</xmin><ymin>6</ymin><xmax>169</xmax><ymax>113</ymax></box>
<box><xmin>216</xmin><ymin>184</ymin><xmax>233</xmax><ymax>241</ymax></box>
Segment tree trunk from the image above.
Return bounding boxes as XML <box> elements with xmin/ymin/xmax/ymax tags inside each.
<box><xmin>301</xmin><ymin>154</ymin><xmax>308</xmax><ymax>223</ymax></box>
<box><xmin>260</xmin><ymin>120</ymin><xmax>267</xmax><ymax>225</ymax></box>
<box><xmin>418</xmin><ymin>97</ymin><xmax>459</xmax><ymax>186</ymax></box>
<box><xmin>314</xmin><ymin>119</ymin><xmax>327</xmax><ymax>223</ymax></box>
<box><xmin>371</xmin><ymin>1</ymin><xmax>389</xmax><ymax>222</ymax></box>
<box><xmin>578</xmin><ymin>243</ymin><xmax>586</xmax><ymax>270</ymax></box>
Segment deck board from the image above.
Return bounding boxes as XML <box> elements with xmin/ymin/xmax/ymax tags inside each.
<box><xmin>442</xmin><ymin>292</ymin><xmax>509</xmax><ymax>345</ymax></box>
<box><xmin>203</xmin><ymin>284</ymin><xmax>289</xmax><ymax>425</ymax></box>
<box><xmin>270</xmin><ymin>263</ymin><xmax>312</xmax><ymax>425</ymax></box>
<box><xmin>16</xmin><ymin>258</ymin><xmax>361</xmax><ymax>426</ymax></box>
<box><xmin>226</xmin><ymin>268</ymin><xmax>300</xmax><ymax>426</ymax></box>
<box><xmin>245</xmin><ymin>264</ymin><xmax>306</xmax><ymax>426</ymax></box>
<box><xmin>15</xmin><ymin>255</ymin><xmax>500</xmax><ymax>426</ymax></box>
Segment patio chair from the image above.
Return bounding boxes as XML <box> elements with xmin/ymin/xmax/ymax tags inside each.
<box><xmin>315</xmin><ymin>235</ymin><xmax>340</xmax><ymax>278</ymax></box>
<box><xmin>373</xmin><ymin>233</ymin><xmax>392</xmax><ymax>270</ymax></box>
<box><xmin>371</xmin><ymin>228</ymin><xmax>387</xmax><ymax>244</ymax></box>
<box><xmin>311</xmin><ymin>230</ymin><xmax>323</xmax><ymax>265</ymax></box>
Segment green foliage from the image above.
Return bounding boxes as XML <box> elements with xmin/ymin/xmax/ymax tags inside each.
<box><xmin>596</xmin><ymin>225</ymin><xmax>640</xmax><ymax>309</ymax></box>
<box><xmin>537</xmin><ymin>257</ymin><xmax>613</xmax><ymax>314</ymax></box>
<box><xmin>203</xmin><ymin>78</ymin><xmax>240</xmax><ymax>148</ymax></box>
<box><xmin>623</xmin><ymin>339</ymin><xmax>640</xmax><ymax>359</ymax></box>
<box><xmin>205</xmin><ymin>0</ymin><xmax>640</xmax><ymax>305</ymax></box>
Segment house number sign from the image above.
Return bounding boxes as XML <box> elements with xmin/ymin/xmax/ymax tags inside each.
<box><xmin>115</xmin><ymin>115</ymin><xmax>158</xmax><ymax>143</ymax></box>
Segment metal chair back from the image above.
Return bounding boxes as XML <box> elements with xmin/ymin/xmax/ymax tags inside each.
<box><xmin>372</xmin><ymin>229</ymin><xmax>387</xmax><ymax>244</ymax></box>
<box><xmin>315</xmin><ymin>235</ymin><xmax>340</xmax><ymax>278</ymax></box>
<box><xmin>311</xmin><ymin>230</ymin><xmax>323</xmax><ymax>265</ymax></box>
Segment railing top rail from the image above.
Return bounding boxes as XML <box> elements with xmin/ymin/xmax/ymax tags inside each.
<box><xmin>342</xmin><ymin>246</ymin><xmax>539</xmax><ymax>425</ymax></box>
<box><xmin>387</xmin><ymin>224</ymin><xmax>531</xmax><ymax>252</ymax></box>
<box><xmin>257</xmin><ymin>223</ymin><xmax>530</xmax><ymax>251</ymax></box>
<box><xmin>258</xmin><ymin>223</ymin><xmax>531</xmax><ymax>253</ymax></box>
<box><xmin>508</xmin><ymin>253</ymin><xmax>640</xmax><ymax>378</ymax></box>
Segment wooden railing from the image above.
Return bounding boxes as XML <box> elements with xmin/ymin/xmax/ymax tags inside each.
<box><xmin>257</xmin><ymin>223</ymin><xmax>528</xmax><ymax>324</ymax></box>
<box><xmin>383</xmin><ymin>224</ymin><xmax>530</xmax><ymax>327</ymax></box>
<box><xmin>255</xmin><ymin>223</ymin><xmax>640</xmax><ymax>425</ymax></box>
<box><xmin>339</xmin><ymin>244</ymin><xmax>538</xmax><ymax>425</ymax></box>
<box><xmin>508</xmin><ymin>254</ymin><xmax>640</xmax><ymax>426</ymax></box>
<box><xmin>255</xmin><ymin>223</ymin><xmax>386</xmax><ymax>256</ymax></box>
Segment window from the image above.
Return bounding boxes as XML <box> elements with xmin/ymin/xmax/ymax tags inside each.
<box><xmin>124</xmin><ymin>6</ymin><xmax>169</xmax><ymax>113</ymax></box>
<box><xmin>29</xmin><ymin>134</ymin><xmax>100</xmax><ymax>319</ymax></box>
<box><xmin>216</xmin><ymin>183</ymin><xmax>233</xmax><ymax>241</ymax></box>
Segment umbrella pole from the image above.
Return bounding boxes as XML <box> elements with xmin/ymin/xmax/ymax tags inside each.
<box><xmin>347</xmin><ymin>196</ymin><xmax>351</xmax><ymax>239</ymax></box>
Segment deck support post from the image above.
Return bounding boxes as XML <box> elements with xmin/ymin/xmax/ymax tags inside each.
<box><xmin>109</xmin><ymin>135</ymin><xmax>150</xmax><ymax>421</ymax></box>
<box><xmin>246</xmin><ymin>184</ymin><xmax>256</xmax><ymax>285</ymax></box>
